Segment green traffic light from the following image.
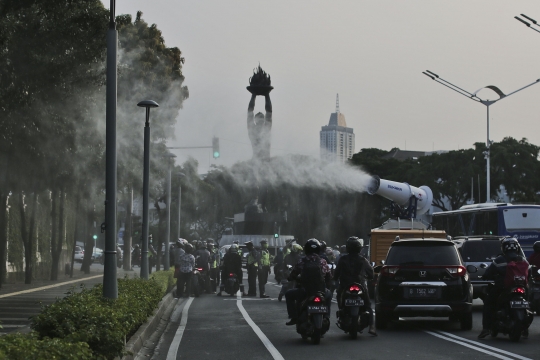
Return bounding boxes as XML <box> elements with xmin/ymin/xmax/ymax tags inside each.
<box><xmin>213</xmin><ymin>151</ymin><xmax>220</xmax><ymax>158</ymax></box>
<box><xmin>93</xmin><ymin>235</ymin><xmax>98</xmax><ymax>240</ymax></box>
<box><xmin>274</xmin><ymin>233</ymin><xmax>279</xmax><ymax>238</ymax></box>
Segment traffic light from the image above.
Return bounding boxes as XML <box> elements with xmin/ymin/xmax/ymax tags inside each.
<box><xmin>273</xmin><ymin>222</ymin><xmax>279</xmax><ymax>238</ymax></box>
<box><xmin>212</xmin><ymin>137</ymin><xmax>220</xmax><ymax>159</ymax></box>
<box><xmin>132</xmin><ymin>215</ymin><xmax>142</xmax><ymax>236</ymax></box>
<box><xmin>93</xmin><ymin>235</ymin><xmax>98</xmax><ymax>240</ymax></box>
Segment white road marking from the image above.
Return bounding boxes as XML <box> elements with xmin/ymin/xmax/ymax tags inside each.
<box><xmin>434</xmin><ymin>331</ymin><xmax>533</xmax><ymax>360</ymax></box>
<box><xmin>166</xmin><ymin>297</ymin><xmax>194</xmax><ymax>360</ymax></box>
<box><xmin>425</xmin><ymin>331</ymin><xmax>531</xmax><ymax>360</ymax></box>
<box><xmin>0</xmin><ymin>275</ymin><xmax>102</xmax><ymax>299</ymax></box>
<box><xmin>236</xmin><ymin>291</ymin><xmax>285</xmax><ymax>360</ymax></box>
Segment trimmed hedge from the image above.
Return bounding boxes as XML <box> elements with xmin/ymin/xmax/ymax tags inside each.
<box><xmin>0</xmin><ymin>333</ymin><xmax>93</xmax><ymax>360</ymax></box>
<box><xmin>27</xmin><ymin>269</ymin><xmax>174</xmax><ymax>359</ymax></box>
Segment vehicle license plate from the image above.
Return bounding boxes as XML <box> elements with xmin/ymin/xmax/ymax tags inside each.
<box><xmin>510</xmin><ymin>301</ymin><xmax>529</xmax><ymax>309</ymax></box>
<box><xmin>307</xmin><ymin>305</ymin><xmax>328</xmax><ymax>313</ymax></box>
<box><xmin>345</xmin><ymin>299</ymin><xmax>364</xmax><ymax>306</ymax></box>
<box><xmin>405</xmin><ymin>287</ymin><xmax>439</xmax><ymax>298</ymax></box>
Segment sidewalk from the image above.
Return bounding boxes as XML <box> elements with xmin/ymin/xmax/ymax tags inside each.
<box><xmin>0</xmin><ymin>265</ymin><xmax>142</xmax><ymax>335</ymax></box>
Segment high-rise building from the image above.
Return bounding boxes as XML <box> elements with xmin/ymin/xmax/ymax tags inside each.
<box><xmin>320</xmin><ymin>94</ymin><xmax>355</xmax><ymax>162</ymax></box>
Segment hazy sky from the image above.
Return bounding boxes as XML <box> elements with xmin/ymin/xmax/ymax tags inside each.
<box><xmin>106</xmin><ymin>1</ymin><xmax>540</xmax><ymax>173</ymax></box>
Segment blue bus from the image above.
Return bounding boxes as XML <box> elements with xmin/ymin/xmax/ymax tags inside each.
<box><xmin>432</xmin><ymin>203</ymin><xmax>540</xmax><ymax>256</ymax></box>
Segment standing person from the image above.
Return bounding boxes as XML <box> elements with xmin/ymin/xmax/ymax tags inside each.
<box><xmin>334</xmin><ymin>237</ymin><xmax>376</xmax><ymax>336</ymax></box>
<box><xmin>284</xmin><ymin>244</ymin><xmax>303</xmax><ymax>267</ymax></box>
<box><xmin>245</xmin><ymin>241</ymin><xmax>260</xmax><ymax>296</ymax></box>
<box><xmin>132</xmin><ymin>244</ymin><xmax>141</xmax><ymax>267</ymax></box>
<box><xmin>258</xmin><ymin>240</ymin><xmax>271</xmax><ymax>298</ymax></box>
<box><xmin>274</xmin><ymin>247</ymin><xmax>284</xmax><ymax>282</ymax></box>
<box><xmin>177</xmin><ymin>244</ymin><xmax>195</xmax><ymax>298</ymax></box>
<box><xmin>207</xmin><ymin>241</ymin><xmax>220</xmax><ymax>293</ymax></box>
<box><xmin>148</xmin><ymin>236</ymin><xmax>157</xmax><ymax>274</ymax></box>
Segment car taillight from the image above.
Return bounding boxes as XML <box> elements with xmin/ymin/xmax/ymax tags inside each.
<box><xmin>514</xmin><ymin>287</ymin><xmax>526</xmax><ymax>294</ymax></box>
<box><xmin>446</xmin><ymin>266</ymin><xmax>466</xmax><ymax>278</ymax></box>
<box><xmin>349</xmin><ymin>285</ymin><xmax>361</xmax><ymax>293</ymax></box>
<box><xmin>197</xmin><ymin>268</ymin><xmax>203</xmax><ymax>272</ymax></box>
<box><xmin>381</xmin><ymin>266</ymin><xmax>399</xmax><ymax>277</ymax></box>
<box><xmin>313</xmin><ymin>296</ymin><xmax>322</xmax><ymax>303</ymax></box>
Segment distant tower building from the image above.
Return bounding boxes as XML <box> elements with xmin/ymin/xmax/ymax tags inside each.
<box><xmin>320</xmin><ymin>94</ymin><xmax>355</xmax><ymax>162</ymax></box>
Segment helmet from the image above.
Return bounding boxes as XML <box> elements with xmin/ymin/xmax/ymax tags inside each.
<box><xmin>260</xmin><ymin>240</ymin><xmax>268</xmax><ymax>244</ymax></box>
<box><xmin>533</xmin><ymin>241</ymin><xmax>540</xmax><ymax>253</ymax></box>
<box><xmin>245</xmin><ymin>241</ymin><xmax>254</xmax><ymax>248</ymax></box>
<box><xmin>176</xmin><ymin>239</ymin><xmax>184</xmax><ymax>248</ymax></box>
<box><xmin>291</xmin><ymin>244</ymin><xmax>303</xmax><ymax>253</ymax></box>
<box><xmin>340</xmin><ymin>245</ymin><xmax>346</xmax><ymax>252</ymax></box>
<box><xmin>346</xmin><ymin>236</ymin><xmax>363</xmax><ymax>254</ymax></box>
<box><xmin>501</xmin><ymin>237</ymin><xmax>520</xmax><ymax>255</ymax></box>
<box><xmin>184</xmin><ymin>243</ymin><xmax>193</xmax><ymax>254</ymax></box>
<box><xmin>320</xmin><ymin>241</ymin><xmax>327</xmax><ymax>252</ymax></box>
<box><xmin>335</xmin><ymin>245</ymin><xmax>340</xmax><ymax>250</ymax></box>
<box><xmin>207</xmin><ymin>242</ymin><xmax>214</xmax><ymax>248</ymax></box>
<box><xmin>304</xmin><ymin>238</ymin><xmax>321</xmax><ymax>255</ymax></box>
<box><xmin>230</xmin><ymin>244</ymin><xmax>239</xmax><ymax>253</ymax></box>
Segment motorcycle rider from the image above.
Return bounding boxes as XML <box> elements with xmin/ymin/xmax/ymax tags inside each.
<box><xmin>207</xmin><ymin>241</ymin><xmax>220</xmax><ymax>293</ymax></box>
<box><xmin>278</xmin><ymin>244</ymin><xmax>303</xmax><ymax>302</ymax></box>
<box><xmin>258</xmin><ymin>240</ymin><xmax>271</xmax><ymax>298</ymax></box>
<box><xmin>478</xmin><ymin>237</ymin><xmax>529</xmax><ymax>339</ymax></box>
<box><xmin>245</xmin><ymin>241</ymin><xmax>260</xmax><ymax>296</ymax></box>
<box><xmin>218</xmin><ymin>244</ymin><xmax>245</xmax><ymax>296</ymax></box>
<box><xmin>194</xmin><ymin>241</ymin><xmax>212</xmax><ymax>293</ymax></box>
<box><xmin>334</xmin><ymin>236</ymin><xmax>376</xmax><ymax>336</ymax></box>
<box><xmin>285</xmin><ymin>239</ymin><xmax>333</xmax><ymax>326</ymax></box>
<box><xmin>528</xmin><ymin>241</ymin><xmax>540</xmax><ymax>268</ymax></box>
<box><xmin>274</xmin><ymin>247</ymin><xmax>284</xmax><ymax>283</ymax></box>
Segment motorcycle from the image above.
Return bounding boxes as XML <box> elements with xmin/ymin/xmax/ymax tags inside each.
<box><xmin>489</xmin><ymin>282</ymin><xmax>534</xmax><ymax>341</ymax></box>
<box><xmin>295</xmin><ymin>291</ymin><xmax>330</xmax><ymax>344</ymax></box>
<box><xmin>529</xmin><ymin>266</ymin><xmax>540</xmax><ymax>315</ymax></box>
<box><xmin>278</xmin><ymin>265</ymin><xmax>294</xmax><ymax>302</ymax></box>
<box><xmin>190</xmin><ymin>268</ymin><xmax>204</xmax><ymax>297</ymax></box>
<box><xmin>336</xmin><ymin>282</ymin><xmax>370</xmax><ymax>339</ymax></box>
<box><xmin>221</xmin><ymin>272</ymin><xmax>245</xmax><ymax>296</ymax></box>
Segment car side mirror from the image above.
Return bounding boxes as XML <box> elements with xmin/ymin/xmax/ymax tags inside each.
<box><xmin>371</xmin><ymin>262</ymin><xmax>376</xmax><ymax>267</ymax></box>
<box><xmin>374</xmin><ymin>265</ymin><xmax>382</xmax><ymax>274</ymax></box>
<box><xmin>466</xmin><ymin>265</ymin><xmax>478</xmax><ymax>273</ymax></box>
<box><xmin>380</xmin><ymin>260</ymin><xmax>386</xmax><ymax>265</ymax></box>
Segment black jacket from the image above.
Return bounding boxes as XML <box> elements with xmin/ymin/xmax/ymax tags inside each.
<box><xmin>483</xmin><ymin>252</ymin><xmax>528</xmax><ymax>289</ymax></box>
<box><xmin>334</xmin><ymin>253</ymin><xmax>374</xmax><ymax>288</ymax></box>
<box><xmin>222</xmin><ymin>252</ymin><xmax>243</xmax><ymax>279</ymax></box>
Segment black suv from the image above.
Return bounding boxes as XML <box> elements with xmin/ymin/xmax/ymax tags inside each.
<box><xmin>375</xmin><ymin>238</ymin><xmax>473</xmax><ymax>330</ymax></box>
<box><xmin>457</xmin><ymin>236</ymin><xmax>525</xmax><ymax>300</ymax></box>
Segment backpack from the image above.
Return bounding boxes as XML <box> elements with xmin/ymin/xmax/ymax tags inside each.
<box><xmin>504</xmin><ymin>260</ymin><xmax>529</xmax><ymax>287</ymax></box>
<box><xmin>301</xmin><ymin>257</ymin><xmax>325</xmax><ymax>296</ymax></box>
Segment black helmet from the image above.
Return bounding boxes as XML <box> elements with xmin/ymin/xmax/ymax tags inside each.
<box><xmin>184</xmin><ymin>243</ymin><xmax>193</xmax><ymax>254</ymax></box>
<box><xmin>320</xmin><ymin>241</ymin><xmax>327</xmax><ymax>252</ymax></box>
<box><xmin>346</xmin><ymin>236</ymin><xmax>363</xmax><ymax>254</ymax></box>
<box><xmin>533</xmin><ymin>241</ymin><xmax>540</xmax><ymax>253</ymax></box>
<box><xmin>304</xmin><ymin>238</ymin><xmax>321</xmax><ymax>255</ymax></box>
<box><xmin>501</xmin><ymin>237</ymin><xmax>520</xmax><ymax>255</ymax></box>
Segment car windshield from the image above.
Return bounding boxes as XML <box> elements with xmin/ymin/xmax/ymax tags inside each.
<box><xmin>386</xmin><ymin>242</ymin><xmax>460</xmax><ymax>266</ymax></box>
<box><xmin>461</xmin><ymin>241</ymin><xmax>501</xmax><ymax>262</ymax></box>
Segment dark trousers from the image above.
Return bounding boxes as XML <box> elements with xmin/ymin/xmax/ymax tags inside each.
<box><xmin>285</xmin><ymin>288</ymin><xmax>332</xmax><ymax>319</ymax></box>
<box><xmin>177</xmin><ymin>272</ymin><xmax>192</xmax><ymax>297</ymax></box>
<box><xmin>258</xmin><ymin>266</ymin><xmax>270</xmax><ymax>295</ymax></box>
<box><xmin>247</xmin><ymin>265</ymin><xmax>258</xmax><ymax>295</ymax></box>
<box><xmin>482</xmin><ymin>287</ymin><xmax>502</xmax><ymax>329</ymax></box>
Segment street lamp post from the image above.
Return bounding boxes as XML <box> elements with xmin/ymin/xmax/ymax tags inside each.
<box><xmin>176</xmin><ymin>172</ymin><xmax>185</xmax><ymax>239</ymax></box>
<box><xmin>422</xmin><ymin>70</ymin><xmax>540</xmax><ymax>203</ymax></box>
<box><xmin>137</xmin><ymin>100</ymin><xmax>159</xmax><ymax>280</ymax></box>
<box><xmin>164</xmin><ymin>152</ymin><xmax>176</xmax><ymax>271</ymax></box>
<box><xmin>103</xmin><ymin>0</ymin><xmax>118</xmax><ymax>299</ymax></box>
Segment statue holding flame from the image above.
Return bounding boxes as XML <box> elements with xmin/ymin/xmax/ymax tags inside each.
<box><xmin>247</xmin><ymin>65</ymin><xmax>273</xmax><ymax>160</ymax></box>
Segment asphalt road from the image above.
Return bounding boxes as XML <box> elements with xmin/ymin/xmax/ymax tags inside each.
<box><xmin>152</xmin><ymin>273</ymin><xmax>540</xmax><ymax>360</ymax></box>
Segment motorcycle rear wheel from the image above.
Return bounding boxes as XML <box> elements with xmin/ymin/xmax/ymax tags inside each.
<box><xmin>349</xmin><ymin>315</ymin><xmax>359</xmax><ymax>339</ymax></box>
<box><xmin>311</xmin><ymin>329</ymin><xmax>321</xmax><ymax>345</ymax></box>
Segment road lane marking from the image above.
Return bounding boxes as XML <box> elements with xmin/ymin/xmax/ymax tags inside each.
<box><xmin>0</xmin><ymin>275</ymin><xmax>102</xmax><ymax>299</ymax></box>
<box><xmin>425</xmin><ymin>331</ymin><xmax>531</xmax><ymax>360</ymax></box>
<box><xmin>434</xmin><ymin>331</ymin><xmax>533</xmax><ymax>360</ymax></box>
<box><xmin>167</xmin><ymin>297</ymin><xmax>194</xmax><ymax>360</ymax></box>
<box><xmin>236</xmin><ymin>291</ymin><xmax>285</xmax><ymax>360</ymax></box>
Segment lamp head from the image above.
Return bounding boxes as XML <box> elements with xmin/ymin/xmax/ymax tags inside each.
<box><xmin>137</xmin><ymin>100</ymin><xmax>159</xmax><ymax>108</ymax></box>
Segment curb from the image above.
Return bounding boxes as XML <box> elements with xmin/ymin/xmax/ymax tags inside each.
<box><xmin>122</xmin><ymin>290</ymin><xmax>177</xmax><ymax>360</ymax></box>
